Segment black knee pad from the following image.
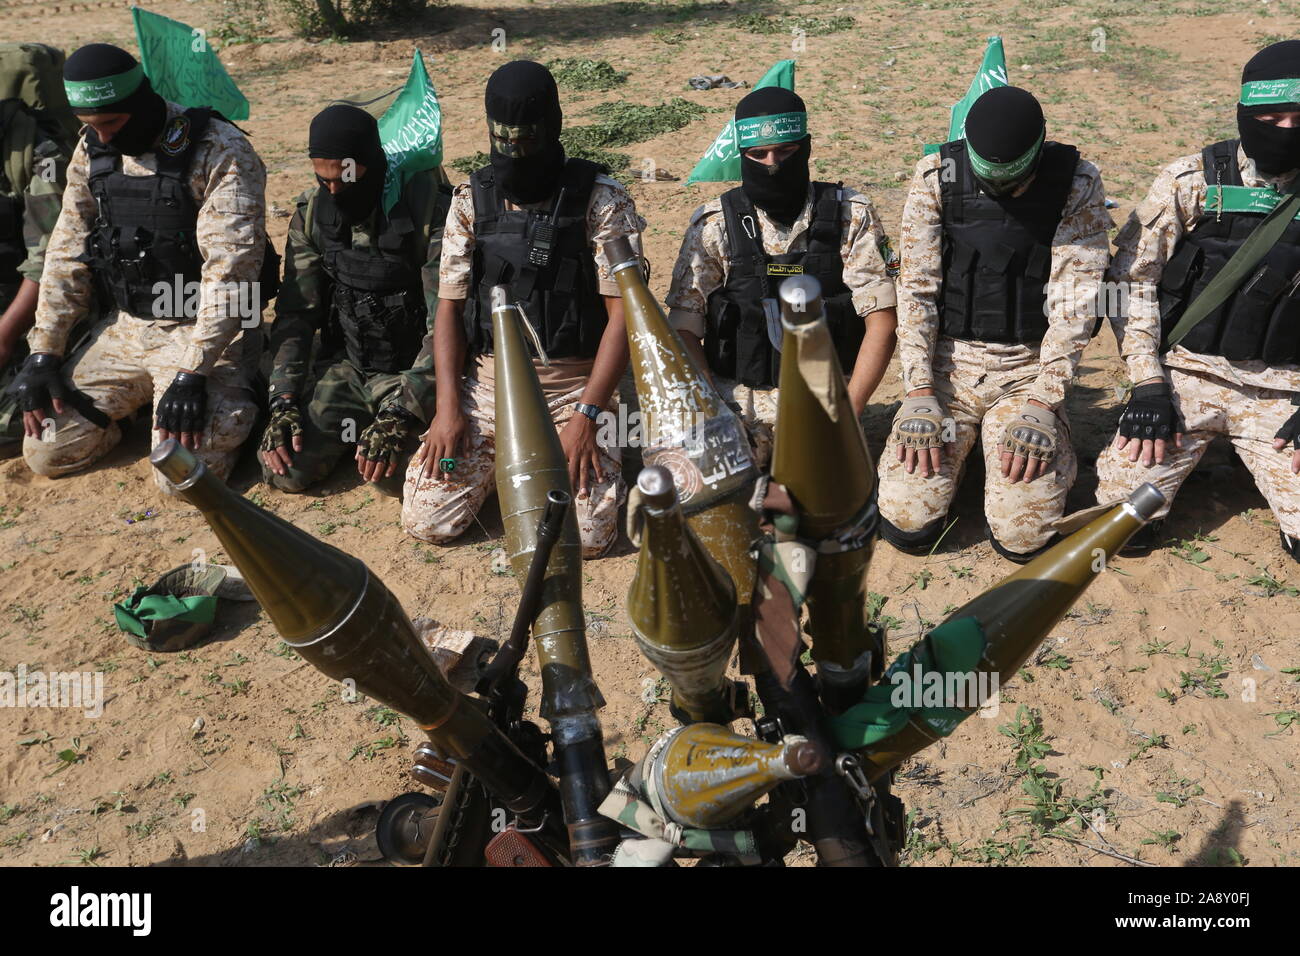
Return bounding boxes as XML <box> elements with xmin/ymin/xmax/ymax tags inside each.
<box><xmin>986</xmin><ymin>524</ymin><xmax>1055</xmax><ymax>564</ymax></box>
<box><xmin>1120</xmin><ymin>518</ymin><xmax>1164</xmax><ymax>557</ymax></box>
<box><xmin>1281</xmin><ymin>530</ymin><xmax>1300</xmax><ymax>564</ymax></box>
<box><xmin>879</xmin><ymin>515</ymin><xmax>946</xmax><ymax>555</ymax></box>
<box><xmin>267</xmin><ymin>471</ymin><xmax>314</xmax><ymax>495</ymax></box>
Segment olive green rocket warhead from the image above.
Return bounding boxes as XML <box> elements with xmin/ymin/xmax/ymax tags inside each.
<box><xmin>605</xmin><ymin>235</ymin><xmax>761</xmax><ymax>614</ymax></box>
<box><xmin>627</xmin><ymin>465</ymin><xmax>741</xmax><ymax>725</ymax></box>
<box><xmin>829</xmin><ymin>484</ymin><xmax>1167</xmax><ymax>781</ymax></box>
<box><xmin>770</xmin><ymin>275</ymin><xmax>882</xmax><ymax>708</ymax></box>
<box><xmin>490</xmin><ymin>287</ymin><xmax>618</xmax><ymax>864</ymax></box>
<box><xmin>148</xmin><ymin>440</ymin><xmax>556</xmax><ymax>823</ymax></box>
<box><xmin>633</xmin><ymin>723</ymin><xmax>824</xmax><ymax>830</ymax></box>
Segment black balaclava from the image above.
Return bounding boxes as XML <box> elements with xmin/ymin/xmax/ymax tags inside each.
<box><xmin>484</xmin><ymin>61</ymin><xmax>565</xmax><ymax>205</ymax></box>
<box><xmin>735</xmin><ymin>86</ymin><xmax>811</xmax><ymax>226</ymax></box>
<box><xmin>308</xmin><ymin>104</ymin><xmax>389</xmax><ymax>224</ymax></box>
<box><xmin>63</xmin><ymin>43</ymin><xmax>167</xmax><ymax>157</ymax></box>
<box><xmin>1237</xmin><ymin>40</ymin><xmax>1300</xmax><ymax>177</ymax></box>
<box><xmin>964</xmin><ymin>86</ymin><xmax>1047</xmax><ymax>198</ymax></box>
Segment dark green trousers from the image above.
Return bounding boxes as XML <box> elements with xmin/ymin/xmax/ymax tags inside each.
<box><xmin>260</xmin><ymin>360</ymin><xmax>420</xmax><ymax>497</ymax></box>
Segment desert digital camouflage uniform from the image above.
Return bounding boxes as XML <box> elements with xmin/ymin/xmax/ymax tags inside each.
<box><xmin>401</xmin><ymin>173</ymin><xmax>644</xmax><ymax>558</ymax></box>
<box><xmin>877</xmin><ymin>151</ymin><xmax>1111</xmax><ymax>554</ymax></box>
<box><xmin>665</xmin><ymin>184</ymin><xmax>897</xmax><ymax>468</ymax></box>
<box><xmin>21</xmin><ymin>100</ymin><xmax>265</xmax><ymax>493</ymax></box>
<box><xmin>263</xmin><ymin>169</ymin><xmax>448</xmax><ymax>497</ymax></box>
<box><xmin>1096</xmin><ymin>145</ymin><xmax>1300</xmax><ymax>536</ymax></box>
<box><xmin>0</xmin><ymin>96</ymin><xmax>68</xmax><ymax>446</ymax></box>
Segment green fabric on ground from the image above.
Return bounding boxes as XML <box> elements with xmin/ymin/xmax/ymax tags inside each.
<box><xmin>113</xmin><ymin>589</ymin><xmax>216</xmax><ymax>639</ymax></box>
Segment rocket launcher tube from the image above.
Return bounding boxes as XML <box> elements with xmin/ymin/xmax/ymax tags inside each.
<box><xmin>627</xmin><ymin>465</ymin><xmax>741</xmax><ymax>725</ymax></box>
<box><xmin>605</xmin><ymin>235</ymin><xmax>762</xmax><ymax>612</ymax></box>
<box><xmin>831</xmin><ymin>484</ymin><xmax>1167</xmax><ymax>781</ymax></box>
<box><xmin>149</xmin><ymin>440</ymin><xmax>554</xmax><ymax>821</ymax></box>
<box><xmin>768</xmin><ymin>275</ymin><xmax>881</xmax><ymax>686</ymax></box>
<box><xmin>490</xmin><ymin>288</ymin><xmax>618</xmax><ymax>864</ymax></box>
<box><xmin>491</xmin><ymin>287</ymin><xmax>598</xmax><ymax>711</ymax></box>
<box><xmin>605</xmin><ymin>236</ymin><xmax>754</xmax><ymax>507</ymax></box>
<box><xmin>772</xmin><ymin>274</ymin><xmax>875</xmax><ymax>535</ymax></box>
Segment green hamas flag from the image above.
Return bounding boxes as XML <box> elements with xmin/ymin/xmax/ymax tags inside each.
<box><xmin>685</xmin><ymin>59</ymin><xmax>795</xmax><ymax>185</ymax></box>
<box><xmin>923</xmin><ymin>36</ymin><xmax>1008</xmax><ymax>155</ymax></box>
<box><xmin>132</xmin><ymin>7</ymin><xmax>249</xmax><ymax>121</ymax></box>
<box><xmin>377</xmin><ymin>51</ymin><xmax>443</xmax><ymax>215</ymax></box>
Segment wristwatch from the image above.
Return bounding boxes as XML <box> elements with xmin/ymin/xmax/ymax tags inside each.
<box><xmin>573</xmin><ymin>402</ymin><xmax>602</xmax><ymax>423</ymax></box>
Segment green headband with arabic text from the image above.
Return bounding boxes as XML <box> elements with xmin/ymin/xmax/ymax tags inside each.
<box><xmin>1240</xmin><ymin>78</ymin><xmax>1300</xmax><ymax>107</ymax></box>
<box><xmin>734</xmin><ymin>110</ymin><xmax>807</xmax><ymax>150</ymax></box>
<box><xmin>966</xmin><ymin>127</ymin><xmax>1045</xmax><ymax>183</ymax></box>
<box><xmin>64</xmin><ymin>63</ymin><xmax>144</xmax><ymax>110</ymax></box>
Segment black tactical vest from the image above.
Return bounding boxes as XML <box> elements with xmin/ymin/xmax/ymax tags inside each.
<box><xmin>464</xmin><ymin>158</ymin><xmax>606</xmax><ymax>358</ymax></box>
<box><xmin>82</xmin><ymin>108</ymin><xmax>212</xmax><ymax>319</ymax></box>
<box><xmin>937</xmin><ymin>139</ymin><xmax>1079</xmax><ymax>344</ymax></box>
<box><xmin>1157</xmin><ymin>139</ymin><xmax>1300</xmax><ymax>363</ymax></box>
<box><xmin>704</xmin><ymin>182</ymin><xmax>861</xmax><ymax>389</ymax></box>
<box><xmin>82</xmin><ymin>107</ymin><xmax>280</xmax><ymax>321</ymax></box>
<box><xmin>315</xmin><ymin>180</ymin><xmax>450</xmax><ymax>375</ymax></box>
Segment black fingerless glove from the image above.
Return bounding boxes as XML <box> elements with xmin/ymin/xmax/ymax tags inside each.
<box><xmin>1118</xmin><ymin>382</ymin><xmax>1177</xmax><ymax>441</ymax></box>
<box><xmin>6</xmin><ymin>352</ymin><xmax>68</xmax><ymax>412</ymax></box>
<box><xmin>155</xmin><ymin>371</ymin><xmax>208</xmax><ymax>434</ymax></box>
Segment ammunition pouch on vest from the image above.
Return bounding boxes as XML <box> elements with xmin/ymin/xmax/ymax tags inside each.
<box><xmin>937</xmin><ymin>140</ymin><xmax>1078</xmax><ymax>344</ymax></box>
<box><xmin>316</xmin><ymin>183</ymin><xmax>446</xmax><ymax>375</ymax></box>
<box><xmin>1157</xmin><ymin>138</ymin><xmax>1300</xmax><ymax>363</ymax></box>
<box><xmin>82</xmin><ymin>107</ymin><xmax>280</xmax><ymax>321</ymax></box>
<box><xmin>464</xmin><ymin>157</ymin><xmax>606</xmax><ymax>358</ymax></box>
<box><xmin>704</xmin><ymin>182</ymin><xmax>860</xmax><ymax>389</ymax></box>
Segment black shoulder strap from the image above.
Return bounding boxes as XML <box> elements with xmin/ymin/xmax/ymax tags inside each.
<box><xmin>313</xmin><ymin>186</ymin><xmax>351</xmax><ymax>253</ymax></box>
<box><xmin>938</xmin><ymin>140</ymin><xmax>969</xmax><ymax>226</ymax></box>
<box><xmin>83</xmin><ymin>126</ymin><xmax>118</xmax><ymax>186</ymax></box>
<box><xmin>1203</xmin><ymin>138</ymin><xmax>1242</xmax><ymax>190</ymax></box>
<box><xmin>1036</xmin><ymin>142</ymin><xmax>1081</xmax><ymax>218</ymax></box>
<box><xmin>807</xmin><ymin>181</ymin><xmax>844</xmax><ymax>255</ymax></box>
<box><xmin>555</xmin><ymin>157</ymin><xmax>601</xmax><ymax>224</ymax></box>
<box><xmin>378</xmin><ymin>192</ymin><xmax>415</xmax><ymax>254</ymax></box>
<box><xmin>720</xmin><ymin>185</ymin><xmax>767</xmax><ymax>268</ymax></box>
<box><xmin>469</xmin><ymin>165</ymin><xmax>500</xmax><ymax>231</ymax></box>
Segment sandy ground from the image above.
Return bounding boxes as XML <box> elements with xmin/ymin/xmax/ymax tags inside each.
<box><xmin>1</xmin><ymin>0</ymin><xmax>1297</xmax><ymax>867</ymax></box>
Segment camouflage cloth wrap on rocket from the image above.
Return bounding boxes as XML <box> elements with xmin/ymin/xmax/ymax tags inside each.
<box><xmin>762</xmin><ymin>274</ymin><xmax>882</xmax><ymax>710</ymax></box>
<box><xmin>606</xmin><ymin>234</ymin><xmax>762</xmax><ymax>621</ymax></box>
<box><xmin>490</xmin><ymin>287</ymin><xmax>618</xmax><ymax>865</ymax></box>
<box><xmin>829</xmin><ymin>483</ymin><xmax>1166</xmax><ymax>780</ymax></box>
<box><xmin>599</xmin><ymin>723</ymin><xmax>821</xmax><ymax>866</ymax></box>
<box><xmin>149</xmin><ymin>439</ymin><xmax>558</xmax><ymax>824</ymax></box>
<box><xmin>0</xmin><ymin>94</ymin><xmax>70</xmax><ymax>445</ymax></box>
